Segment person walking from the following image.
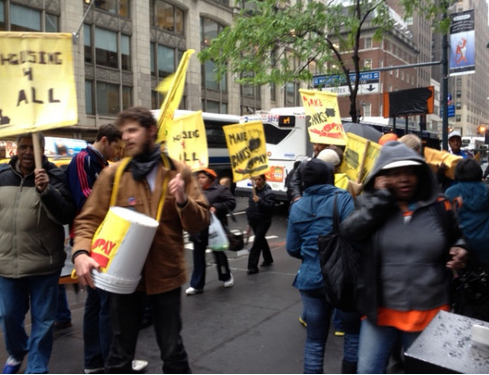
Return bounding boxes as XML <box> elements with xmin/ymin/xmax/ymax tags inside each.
<box><xmin>186</xmin><ymin>168</ymin><xmax>236</xmax><ymax>295</ymax></box>
<box><xmin>286</xmin><ymin>158</ymin><xmax>356</xmax><ymax>374</ymax></box>
<box><xmin>65</xmin><ymin>124</ymin><xmax>148</xmax><ymax>374</ymax></box>
<box><xmin>72</xmin><ymin>106</ymin><xmax>209</xmax><ymax>373</ymax></box>
<box><xmin>0</xmin><ymin>133</ymin><xmax>76</xmax><ymax>374</ymax></box>
<box><xmin>246</xmin><ymin>174</ymin><xmax>276</xmax><ymax>274</ymax></box>
<box><xmin>340</xmin><ymin>141</ymin><xmax>468</xmax><ymax>373</ymax></box>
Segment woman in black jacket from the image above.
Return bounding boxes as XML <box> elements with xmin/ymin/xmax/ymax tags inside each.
<box><xmin>186</xmin><ymin>169</ymin><xmax>236</xmax><ymax>295</ymax></box>
<box><xmin>246</xmin><ymin>174</ymin><xmax>276</xmax><ymax>274</ymax></box>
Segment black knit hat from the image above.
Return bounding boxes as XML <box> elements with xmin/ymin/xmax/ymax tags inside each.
<box><xmin>300</xmin><ymin>158</ymin><xmax>334</xmax><ymax>190</ymax></box>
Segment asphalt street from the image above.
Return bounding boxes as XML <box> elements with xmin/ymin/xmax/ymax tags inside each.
<box><xmin>0</xmin><ymin>197</ymin><xmax>346</xmax><ymax>374</ymax></box>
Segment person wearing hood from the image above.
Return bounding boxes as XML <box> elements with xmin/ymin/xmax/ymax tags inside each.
<box><xmin>286</xmin><ymin>159</ymin><xmax>356</xmax><ymax>374</ymax></box>
<box><xmin>186</xmin><ymin>168</ymin><xmax>236</xmax><ymax>295</ymax></box>
<box><xmin>340</xmin><ymin>141</ymin><xmax>468</xmax><ymax>373</ymax></box>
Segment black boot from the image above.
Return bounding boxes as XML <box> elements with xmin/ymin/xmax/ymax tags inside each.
<box><xmin>341</xmin><ymin>360</ymin><xmax>357</xmax><ymax>374</ymax></box>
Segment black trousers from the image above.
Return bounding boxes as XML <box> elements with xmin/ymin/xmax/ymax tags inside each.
<box><xmin>105</xmin><ymin>288</ymin><xmax>191</xmax><ymax>374</ymax></box>
<box><xmin>247</xmin><ymin>220</ymin><xmax>273</xmax><ymax>270</ymax></box>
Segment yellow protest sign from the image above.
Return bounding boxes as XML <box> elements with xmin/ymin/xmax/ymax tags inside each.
<box><xmin>166</xmin><ymin>111</ymin><xmax>208</xmax><ymax>171</ymax></box>
<box><xmin>299</xmin><ymin>89</ymin><xmax>347</xmax><ymax>146</ymax></box>
<box><xmin>155</xmin><ymin>49</ymin><xmax>195</xmax><ymax>143</ymax></box>
<box><xmin>0</xmin><ymin>32</ymin><xmax>77</xmax><ymax>137</ymax></box>
<box><xmin>424</xmin><ymin>147</ymin><xmax>461</xmax><ymax>180</ymax></box>
<box><xmin>223</xmin><ymin>121</ymin><xmax>269</xmax><ymax>182</ymax></box>
<box><xmin>341</xmin><ymin>132</ymin><xmax>381</xmax><ymax>183</ymax></box>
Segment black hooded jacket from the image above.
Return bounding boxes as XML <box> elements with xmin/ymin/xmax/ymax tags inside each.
<box><xmin>340</xmin><ymin>142</ymin><xmax>466</xmax><ymax>324</ymax></box>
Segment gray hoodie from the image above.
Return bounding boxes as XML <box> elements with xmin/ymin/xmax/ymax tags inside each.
<box><xmin>341</xmin><ymin>142</ymin><xmax>465</xmax><ymax>323</ymax></box>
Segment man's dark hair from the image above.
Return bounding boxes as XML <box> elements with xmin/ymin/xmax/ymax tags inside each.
<box><xmin>454</xmin><ymin>158</ymin><xmax>482</xmax><ymax>182</ymax></box>
<box><xmin>17</xmin><ymin>132</ymin><xmax>45</xmax><ymax>149</ymax></box>
<box><xmin>115</xmin><ymin>106</ymin><xmax>156</xmax><ymax>129</ymax></box>
<box><xmin>96</xmin><ymin>123</ymin><xmax>121</xmax><ymax>143</ymax></box>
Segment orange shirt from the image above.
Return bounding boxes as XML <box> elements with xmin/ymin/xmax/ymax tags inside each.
<box><xmin>376</xmin><ymin>305</ymin><xmax>450</xmax><ymax>332</ymax></box>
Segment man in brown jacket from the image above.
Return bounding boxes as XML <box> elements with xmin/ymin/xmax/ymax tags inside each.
<box><xmin>72</xmin><ymin>106</ymin><xmax>209</xmax><ymax>373</ymax></box>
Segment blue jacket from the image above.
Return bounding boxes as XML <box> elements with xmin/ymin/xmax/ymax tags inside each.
<box><xmin>286</xmin><ymin>184</ymin><xmax>354</xmax><ymax>290</ymax></box>
<box><xmin>65</xmin><ymin>146</ymin><xmax>108</xmax><ymax>211</ymax></box>
<box><xmin>445</xmin><ymin>181</ymin><xmax>489</xmax><ymax>264</ymax></box>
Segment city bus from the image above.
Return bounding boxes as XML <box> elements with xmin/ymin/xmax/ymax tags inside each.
<box><xmin>461</xmin><ymin>136</ymin><xmax>488</xmax><ymax>161</ymax></box>
<box><xmin>151</xmin><ymin>109</ymin><xmax>240</xmax><ymax>185</ymax></box>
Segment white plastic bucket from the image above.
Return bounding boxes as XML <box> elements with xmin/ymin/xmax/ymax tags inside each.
<box><xmin>90</xmin><ymin>206</ymin><xmax>159</xmax><ymax>294</ymax></box>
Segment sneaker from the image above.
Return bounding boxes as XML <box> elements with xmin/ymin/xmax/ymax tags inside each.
<box><xmin>3</xmin><ymin>356</ymin><xmax>22</xmax><ymax>374</ymax></box>
<box><xmin>223</xmin><ymin>274</ymin><xmax>234</xmax><ymax>288</ymax></box>
<box><xmin>83</xmin><ymin>368</ymin><xmax>104</xmax><ymax>374</ymax></box>
<box><xmin>185</xmin><ymin>287</ymin><xmax>203</xmax><ymax>296</ymax></box>
<box><xmin>299</xmin><ymin>316</ymin><xmax>307</xmax><ymax>328</ymax></box>
<box><xmin>334</xmin><ymin>330</ymin><xmax>345</xmax><ymax>337</ymax></box>
<box><xmin>54</xmin><ymin>320</ymin><xmax>73</xmax><ymax>330</ymax></box>
<box><xmin>132</xmin><ymin>360</ymin><xmax>148</xmax><ymax>372</ymax></box>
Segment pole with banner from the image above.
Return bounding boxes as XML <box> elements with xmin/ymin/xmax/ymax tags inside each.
<box><xmin>155</xmin><ymin>49</ymin><xmax>195</xmax><ymax>144</ymax></box>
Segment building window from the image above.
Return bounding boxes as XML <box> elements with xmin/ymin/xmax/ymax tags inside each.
<box><xmin>285</xmin><ymin>82</ymin><xmax>300</xmax><ymax>106</ymax></box>
<box><xmin>85</xmin><ymin>25</ymin><xmax>130</xmax><ymax>70</ymax></box>
<box><xmin>85</xmin><ymin>81</ymin><xmax>94</xmax><ymax>115</ymax></box>
<box><xmin>152</xmin><ymin>0</ymin><xmax>184</xmax><ymax>35</ymax></box>
<box><xmin>270</xmin><ymin>83</ymin><xmax>276</xmax><ymax>102</ymax></box>
<box><xmin>457</xmin><ymin>77</ymin><xmax>462</xmax><ymax>86</ymax></box>
<box><xmin>46</xmin><ymin>14</ymin><xmax>59</xmax><ymax>32</ymax></box>
<box><xmin>202</xmin><ymin>100</ymin><xmax>227</xmax><ymax>114</ymax></box>
<box><xmin>456</xmin><ymin>101</ymin><xmax>461</xmax><ymax>109</ymax></box>
<box><xmin>456</xmin><ymin>115</ymin><xmax>461</xmax><ymax>122</ymax></box>
<box><xmin>200</xmin><ymin>17</ymin><xmax>229</xmax><ymax>112</ymax></box>
<box><xmin>10</xmin><ymin>4</ymin><xmax>41</xmax><ymax>31</ymax></box>
<box><xmin>157</xmin><ymin>45</ymin><xmax>175</xmax><ymax>78</ymax></box>
<box><xmin>211</xmin><ymin>0</ymin><xmax>229</xmax><ymax>5</ymax></box>
<box><xmin>95</xmin><ymin>28</ymin><xmax>118</xmax><ymax>69</ymax></box>
<box><xmin>456</xmin><ymin>90</ymin><xmax>461</xmax><ymax>98</ymax></box>
<box><xmin>363</xmin><ymin>103</ymin><xmax>371</xmax><ymax>117</ymax></box>
<box><xmin>96</xmin><ymin>82</ymin><xmax>120</xmax><ymax>116</ymax></box>
<box><xmin>0</xmin><ymin>1</ymin><xmax>4</xmax><ymax>30</ymax></box>
<box><xmin>364</xmin><ymin>59</ymin><xmax>372</xmax><ymax>69</ymax></box>
<box><xmin>122</xmin><ymin>86</ymin><xmax>132</xmax><ymax>110</ymax></box>
<box><xmin>365</xmin><ymin>37</ymin><xmax>372</xmax><ymax>49</ymax></box>
<box><xmin>90</xmin><ymin>0</ymin><xmax>130</xmax><ymax>18</ymax></box>
<box><xmin>84</xmin><ymin>25</ymin><xmax>92</xmax><ymax>63</ymax></box>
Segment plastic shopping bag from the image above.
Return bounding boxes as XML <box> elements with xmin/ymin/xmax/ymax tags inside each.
<box><xmin>208</xmin><ymin>212</ymin><xmax>229</xmax><ymax>251</ymax></box>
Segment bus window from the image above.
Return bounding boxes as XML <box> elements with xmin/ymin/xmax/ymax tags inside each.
<box><xmin>263</xmin><ymin>123</ymin><xmax>293</xmax><ymax>145</ymax></box>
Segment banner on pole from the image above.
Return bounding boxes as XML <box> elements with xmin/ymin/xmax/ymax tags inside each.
<box><xmin>155</xmin><ymin>49</ymin><xmax>195</xmax><ymax>143</ymax></box>
<box><xmin>0</xmin><ymin>32</ymin><xmax>77</xmax><ymax>137</ymax></box>
<box><xmin>166</xmin><ymin>111</ymin><xmax>208</xmax><ymax>171</ymax></box>
<box><xmin>223</xmin><ymin>121</ymin><xmax>269</xmax><ymax>182</ymax></box>
<box><xmin>299</xmin><ymin>89</ymin><xmax>347</xmax><ymax>146</ymax></box>
<box><xmin>449</xmin><ymin>10</ymin><xmax>475</xmax><ymax>77</ymax></box>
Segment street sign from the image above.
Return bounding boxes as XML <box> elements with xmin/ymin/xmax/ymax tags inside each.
<box><xmin>440</xmin><ymin>105</ymin><xmax>455</xmax><ymax>118</ymax></box>
<box><xmin>313</xmin><ymin>71</ymin><xmax>380</xmax><ymax>96</ymax></box>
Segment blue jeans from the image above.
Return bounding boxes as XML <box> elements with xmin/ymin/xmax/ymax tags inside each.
<box><xmin>106</xmin><ymin>288</ymin><xmax>190</xmax><ymax>373</ymax></box>
<box><xmin>299</xmin><ymin>288</ymin><xmax>333</xmax><ymax>374</ymax></box>
<box><xmin>0</xmin><ymin>272</ymin><xmax>60</xmax><ymax>374</ymax></box>
<box><xmin>55</xmin><ymin>285</ymin><xmax>71</xmax><ymax>323</ymax></box>
<box><xmin>336</xmin><ymin>309</ymin><xmax>361</xmax><ymax>364</ymax></box>
<box><xmin>358</xmin><ymin>318</ymin><xmax>421</xmax><ymax>373</ymax></box>
<box><xmin>83</xmin><ymin>287</ymin><xmax>111</xmax><ymax>369</ymax></box>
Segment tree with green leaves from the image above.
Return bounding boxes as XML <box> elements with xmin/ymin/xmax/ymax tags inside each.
<box><xmin>199</xmin><ymin>0</ymin><xmax>443</xmax><ymax>123</ymax></box>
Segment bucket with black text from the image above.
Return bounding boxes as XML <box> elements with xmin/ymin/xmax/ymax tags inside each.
<box><xmin>90</xmin><ymin>206</ymin><xmax>159</xmax><ymax>294</ymax></box>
